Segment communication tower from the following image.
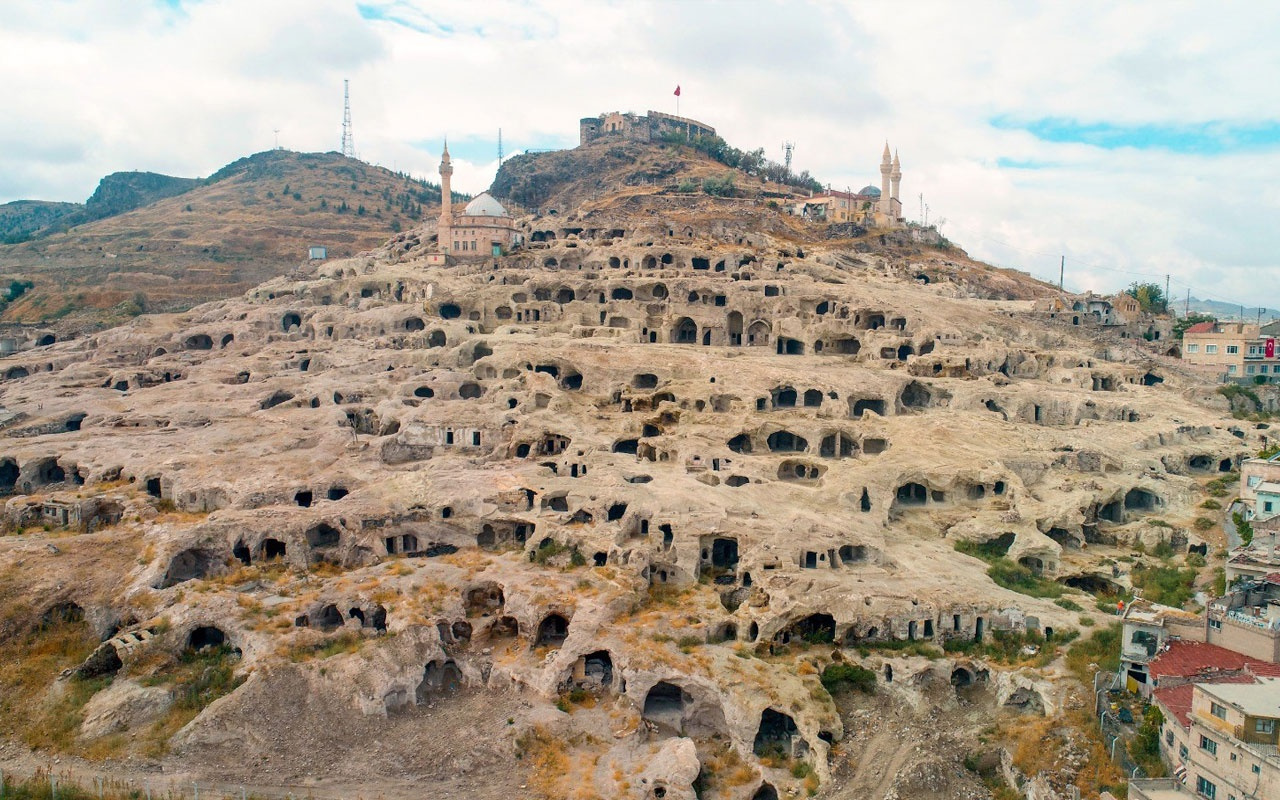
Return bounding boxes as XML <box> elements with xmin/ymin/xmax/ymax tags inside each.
<box><xmin>340</xmin><ymin>80</ymin><xmax>355</xmax><ymax>159</ymax></box>
<box><xmin>782</xmin><ymin>141</ymin><xmax>795</xmax><ymax>173</ymax></box>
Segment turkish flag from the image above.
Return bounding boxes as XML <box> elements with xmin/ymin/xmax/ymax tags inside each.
<box><xmin>674</xmin><ymin>85</ymin><xmax>681</xmax><ymax>97</ymax></box>
<box><xmin>1267</xmin><ymin>338</ymin><xmax>1275</xmax><ymax>359</ymax></box>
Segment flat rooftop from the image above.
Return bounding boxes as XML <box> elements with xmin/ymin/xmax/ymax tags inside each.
<box><xmin>1199</xmin><ymin>676</ymin><xmax>1280</xmax><ymax>717</ymax></box>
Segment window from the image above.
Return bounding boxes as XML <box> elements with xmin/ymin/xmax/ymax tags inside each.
<box><xmin>1257</xmin><ymin>718</ymin><xmax>1276</xmax><ymax>734</ymax></box>
<box><xmin>1263</xmin><ymin>366</ymin><xmax>1270</xmax><ymax>374</ymax></box>
<box><xmin>1200</xmin><ymin>734</ymin><xmax>1218</xmax><ymax>755</ymax></box>
<box><xmin>1250</xmin><ymin>476</ymin><xmax>1263</xmax><ymax>488</ymax></box>
<box><xmin>1211</xmin><ymin>702</ymin><xmax>1227</xmax><ymax>719</ymax></box>
<box><xmin>1248</xmin><ymin>366</ymin><xmax>1257</xmax><ymax>375</ymax></box>
<box><xmin>1227</xmin><ymin>345</ymin><xmax>1239</xmax><ymax>354</ymax></box>
<box><xmin>1228</xmin><ymin>365</ymin><xmax>1237</xmax><ymax>374</ymax></box>
<box><xmin>1166</xmin><ymin>730</ymin><xmax>1175</xmax><ymax>745</ymax></box>
<box><xmin>1196</xmin><ymin>776</ymin><xmax>1217</xmax><ymax>798</ymax></box>
<box><xmin>1254</xmin><ymin>764</ymin><xmax>1263</xmax><ymax>774</ymax></box>
<box><xmin>1266</xmin><ymin>501</ymin><xmax>1274</xmax><ymax>513</ymax></box>
<box><xmin>1206</xmin><ymin>344</ymin><xmax>1219</xmax><ymax>354</ymax></box>
<box><xmin>1180</xmin><ymin>744</ymin><xmax>1189</xmax><ymax>759</ymax></box>
<box><xmin>1188</xmin><ymin>344</ymin><xmax>1200</xmax><ymax>353</ymax></box>
<box><xmin>1210</xmin><ymin>618</ymin><xmax>1223</xmax><ymax>630</ymax></box>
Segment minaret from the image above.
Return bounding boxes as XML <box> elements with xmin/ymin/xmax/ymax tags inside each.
<box><xmin>890</xmin><ymin>149</ymin><xmax>902</xmax><ymax>223</ymax></box>
<box><xmin>438</xmin><ymin>140</ymin><xmax>453</xmax><ymax>251</ymax></box>
<box><xmin>879</xmin><ymin>142</ymin><xmax>892</xmax><ymax>220</ymax></box>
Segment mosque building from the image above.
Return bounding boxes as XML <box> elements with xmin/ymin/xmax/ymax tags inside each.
<box><xmin>436</xmin><ymin>142</ymin><xmax>521</xmax><ymax>256</ymax></box>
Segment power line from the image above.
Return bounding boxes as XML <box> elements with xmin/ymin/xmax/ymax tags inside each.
<box><xmin>940</xmin><ymin>219</ymin><xmax>1275</xmax><ymax>316</ymax></box>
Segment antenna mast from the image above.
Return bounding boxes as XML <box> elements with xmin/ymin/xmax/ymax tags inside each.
<box><xmin>340</xmin><ymin>79</ymin><xmax>355</xmax><ymax>159</ymax></box>
<box><xmin>782</xmin><ymin>141</ymin><xmax>795</xmax><ymax>174</ymax></box>
<box><xmin>497</xmin><ymin>128</ymin><xmax>503</xmax><ymax>165</ymax></box>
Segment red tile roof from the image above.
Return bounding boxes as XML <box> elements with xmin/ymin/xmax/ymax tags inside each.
<box><xmin>1148</xmin><ymin>640</ymin><xmax>1265</xmax><ymax>681</ymax></box>
<box><xmin>1184</xmin><ymin>322</ymin><xmax>1216</xmax><ymax>334</ymax></box>
<box><xmin>1153</xmin><ymin>676</ymin><xmax>1257</xmax><ymax>729</ymax></box>
<box><xmin>1153</xmin><ymin>683</ymin><xmax>1195</xmax><ymax>728</ymax></box>
<box><xmin>1247</xmin><ymin>661</ymin><xmax>1280</xmax><ymax>677</ymax></box>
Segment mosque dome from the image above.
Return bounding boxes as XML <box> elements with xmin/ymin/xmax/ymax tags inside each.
<box><xmin>858</xmin><ymin>185</ymin><xmax>881</xmax><ymax>197</ymax></box>
<box><xmin>463</xmin><ymin>192</ymin><xmax>508</xmax><ymax>217</ymax></box>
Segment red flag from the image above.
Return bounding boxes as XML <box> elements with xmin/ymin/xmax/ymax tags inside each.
<box><xmin>1268</xmin><ymin>338</ymin><xmax>1276</xmax><ymax>359</ymax></box>
<box><xmin>674</xmin><ymin>85</ymin><xmax>681</xmax><ymax>97</ymax></box>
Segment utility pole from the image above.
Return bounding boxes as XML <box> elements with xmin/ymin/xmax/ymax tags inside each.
<box><xmin>340</xmin><ymin>79</ymin><xmax>355</xmax><ymax>159</ymax></box>
<box><xmin>1165</xmin><ymin>273</ymin><xmax>1170</xmax><ymax>315</ymax></box>
<box><xmin>1059</xmin><ymin>256</ymin><xmax>1065</xmax><ymax>291</ymax></box>
<box><xmin>919</xmin><ymin>193</ymin><xmax>924</xmax><ymax>225</ymax></box>
<box><xmin>1185</xmin><ymin>288</ymin><xmax>1190</xmax><ymax>318</ymax></box>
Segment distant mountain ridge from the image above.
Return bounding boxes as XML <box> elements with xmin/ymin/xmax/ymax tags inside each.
<box><xmin>0</xmin><ymin>200</ymin><xmax>80</xmax><ymax>244</ymax></box>
<box><xmin>0</xmin><ymin>171</ymin><xmax>202</xmax><ymax>243</ymax></box>
<box><xmin>0</xmin><ymin>150</ymin><xmax>441</xmax><ymax>330</ymax></box>
<box><xmin>1186</xmin><ymin>297</ymin><xmax>1280</xmax><ymax>322</ymax></box>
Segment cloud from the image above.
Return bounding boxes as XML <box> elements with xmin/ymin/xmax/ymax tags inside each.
<box><xmin>991</xmin><ymin>117</ymin><xmax>1280</xmax><ymax>155</ymax></box>
<box><xmin>1</xmin><ymin>0</ymin><xmax>1278</xmax><ymax>308</ymax></box>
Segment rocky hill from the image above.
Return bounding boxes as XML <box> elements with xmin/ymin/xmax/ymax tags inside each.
<box><xmin>0</xmin><ymin>139</ymin><xmax>1255</xmax><ymax>800</ymax></box>
<box><xmin>0</xmin><ymin>200</ymin><xmax>82</xmax><ymax>244</ymax></box>
<box><xmin>0</xmin><ymin>150</ymin><xmax>442</xmax><ymax>331</ymax></box>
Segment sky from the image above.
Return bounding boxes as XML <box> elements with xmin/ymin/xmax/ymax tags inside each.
<box><xmin>2</xmin><ymin>0</ymin><xmax>1279</xmax><ymax>310</ymax></box>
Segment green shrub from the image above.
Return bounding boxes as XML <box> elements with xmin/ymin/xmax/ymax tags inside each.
<box><xmin>1066</xmin><ymin>623</ymin><xmax>1121</xmax><ymax>684</ymax></box>
<box><xmin>986</xmin><ymin>558</ymin><xmax>1064</xmax><ymax>598</ymax></box>
<box><xmin>1194</xmin><ymin>517</ymin><xmax>1215</xmax><ymax>531</ymax></box>
<box><xmin>820</xmin><ymin>662</ymin><xmax>876</xmax><ymax>694</ymax></box>
<box><xmin>1054</xmin><ymin>598</ymin><xmax>1084</xmax><ymax>612</ymax></box>
<box><xmin>1206</xmin><ymin>472</ymin><xmax>1240</xmax><ymax>497</ymax></box>
<box><xmin>677</xmin><ymin>635</ymin><xmax>703</xmax><ymax>652</ymax></box>
<box><xmin>1233</xmin><ymin>512</ymin><xmax>1254</xmax><ymax>546</ymax></box>
<box><xmin>1200</xmin><ymin>499</ymin><xmax>1222</xmax><ymax>510</ymax></box>
<box><xmin>1132</xmin><ymin>563</ymin><xmax>1198</xmax><ymax>608</ymax></box>
<box><xmin>954</xmin><ymin>538</ymin><xmax>1013</xmax><ymax>562</ymax></box>
<box><xmin>702</xmin><ymin>172</ymin><xmax>736</xmax><ymax>197</ymax></box>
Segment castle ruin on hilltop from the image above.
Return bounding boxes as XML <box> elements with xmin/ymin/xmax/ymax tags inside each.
<box><xmin>580</xmin><ymin>109</ymin><xmax>906</xmax><ymax>228</ymax></box>
<box><xmin>579</xmin><ymin>110</ymin><xmax>716</xmax><ymax>147</ymax></box>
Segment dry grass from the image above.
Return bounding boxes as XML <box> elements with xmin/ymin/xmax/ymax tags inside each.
<box><xmin>0</xmin><ymin>611</ymin><xmax>105</xmax><ymax>751</ymax></box>
<box><xmin>516</xmin><ymin>726</ymin><xmax>599</xmax><ymax>800</ymax></box>
<box><xmin>998</xmin><ymin>707</ymin><xmax>1123</xmax><ymax>798</ymax></box>
<box><xmin>278</xmin><ymin>630</ymin><xmax>364</xmax><ymax>662</ymax></box>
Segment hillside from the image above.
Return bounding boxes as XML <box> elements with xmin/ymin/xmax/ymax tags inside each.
<box><xmin>492</xmin><ymin>138</ymin><xmax>811</xmax><ymax>214</ymax></box>
<box><xmin>0</xmin><ymin>138</ymin><xmax>1249</xmax><ymax>800</ymax></box>
<box><xmin>0</xmin><ymin>150</ymin><xmax>442</xmax><ymax>330</ymax></box>
<box><xmin>0</xmin><ymin>199</ymin><xmax>80</xmax><ymax>244</ymax></box>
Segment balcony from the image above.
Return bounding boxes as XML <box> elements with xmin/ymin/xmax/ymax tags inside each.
<box><xmin>1222</xmin><ymin>608</ymin><xmax>1280</xmax><ymax>632</ymax></box>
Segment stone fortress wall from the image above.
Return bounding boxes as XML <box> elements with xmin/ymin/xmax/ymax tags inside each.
<box><xmin>580</xmin><ymin>110</ymin><xmax>717</xmax><ymax>147</ymax></box>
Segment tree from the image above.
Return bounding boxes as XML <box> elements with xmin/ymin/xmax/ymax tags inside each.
<box><xmin>1126</xmin><ymin>282</ymin><xmax>1167</xmax><ymax>314</ymax></box>
<box><xmin>1174</xmin><ymin>312</ymin><xmax>1216</xmax><ymax>339</ymax></box>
